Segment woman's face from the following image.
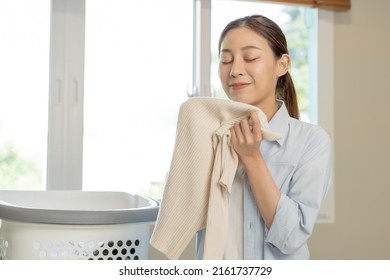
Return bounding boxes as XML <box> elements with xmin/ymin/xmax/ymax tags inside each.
<box><xmin>218</xmin><ymin>27</ymin><xmax>288</xmax><ymax>114</ymax></box>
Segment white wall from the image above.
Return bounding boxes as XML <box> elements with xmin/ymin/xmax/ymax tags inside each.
<box><xmin>309</xmin><ymin>0</ymin><xmax>390</xmax><ymax>259</ymax></box>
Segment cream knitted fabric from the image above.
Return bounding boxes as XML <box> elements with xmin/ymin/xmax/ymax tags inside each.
<box><xmin>150</xmin><ymin>97</ymin><xmax>282</xmax><ymax>260</ymax></box>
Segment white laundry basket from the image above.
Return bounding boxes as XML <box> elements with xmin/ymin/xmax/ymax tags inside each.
<box><xmin>0</xmin><ymin>190</ymin><xmax>159</xmax><ymax>260</ymax></box>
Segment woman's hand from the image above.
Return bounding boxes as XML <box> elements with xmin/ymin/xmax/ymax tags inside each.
<box><xmin>230</xmin><ymin>111</ymin><xmax>280</xmax><ymax>228</ymax></box>
<box><xmin>230</xmin><ymin>111</ymin><xmax>263</xmax><ymax>163</ymax></box>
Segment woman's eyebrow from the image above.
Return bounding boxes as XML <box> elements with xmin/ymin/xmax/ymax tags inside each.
<box><xmin>242</xmin><ymin>45</ymin><xmax>262</xmax><ymax>51</ymax></box>
<box><xmin>220</xmin><ymin>45</ymin><xmax>262</xmax><ymax>53</ymax></box>
<box><xmin>220</xmin><ymin>48</ymin><xmax>232</xmax><ymax>53</ymax></box>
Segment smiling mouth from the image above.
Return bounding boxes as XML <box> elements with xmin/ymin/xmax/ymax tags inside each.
<box><xmin>229</xmin><ymin>83</ymin><xmax>250</xmax><ymax>90</ymax></box>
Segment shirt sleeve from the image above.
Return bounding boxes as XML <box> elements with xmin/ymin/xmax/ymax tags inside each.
<box><xmin>264</xmin><ymin>126</ymin><xmax>332</xmax><ymax>255</ymax></box>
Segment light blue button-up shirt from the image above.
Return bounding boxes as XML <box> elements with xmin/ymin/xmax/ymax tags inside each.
<box><xmin>197</xmin><ymin>100</ymin><xmax>332</xmax><ymax>260</ymax></box>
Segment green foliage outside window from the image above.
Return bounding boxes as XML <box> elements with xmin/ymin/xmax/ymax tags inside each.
<box><xmin>0</xmin><ymin>142</ymin><xmax>42</xmax><ymax>190</ymax></box>
<box><xmin>283</xmin><ymin>6</ymin><xmax>310</xmax><ymax>114</ymax></box>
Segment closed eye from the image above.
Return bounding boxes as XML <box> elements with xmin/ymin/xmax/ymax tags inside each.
<box><xmin>220</xmin><ymin>59</ymin><xmax>233</xmax><ymax>65</ymax></box>
<box><xmin>244</xmin><ymin>57</ymin><xmax>259</xmax><ymax>62</ymax></box>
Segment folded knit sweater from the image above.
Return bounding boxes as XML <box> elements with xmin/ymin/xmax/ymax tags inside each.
<box><xmin>150</xmin><ymin>97</ymin><xmax>282</xmax><ymax>259</ymax></box>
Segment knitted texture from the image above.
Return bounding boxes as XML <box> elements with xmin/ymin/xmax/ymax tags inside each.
<box><xmin>150</xmin><ymin>97</ymin><xmax>282</xmax><ymax>259</ymax></box>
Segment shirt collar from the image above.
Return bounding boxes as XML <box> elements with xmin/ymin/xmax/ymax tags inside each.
<box><xmin>268</xmin><ymin>100</ymin><xmax>290</xmax><ymax>146</ymax></box>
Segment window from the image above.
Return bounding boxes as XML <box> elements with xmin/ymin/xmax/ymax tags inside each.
<box><xmin>0</xmin><ymin>0</ymin><xmax>50</xmax><ymax>190</ymax></box>
<box><xmin>82</xmin><ymin>0</ymin><xmax>193</xmax><ymax>198</ymax></box>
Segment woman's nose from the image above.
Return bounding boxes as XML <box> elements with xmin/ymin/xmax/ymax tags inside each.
<box><xmin>230</xmin><ymin>59</ymin><xmax>245</xmax><ymax>77</ymax></box>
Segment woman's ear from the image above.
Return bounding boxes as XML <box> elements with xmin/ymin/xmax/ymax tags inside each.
<box><xmin>277</xmin><ymin>54</ymin><xmax>290</xmax><ymax>77</ymax></box>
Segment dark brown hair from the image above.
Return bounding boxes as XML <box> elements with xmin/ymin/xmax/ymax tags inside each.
<box><xmin>218</xmin><ymin>15</ymin><xmax>299</xmax><ymax>119</ymax></box>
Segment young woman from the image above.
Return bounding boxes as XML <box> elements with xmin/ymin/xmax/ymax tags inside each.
<box><xmin>196</xmin><ymin>15</ymin><xmax>332</xmax><ymax>259</ymax></box>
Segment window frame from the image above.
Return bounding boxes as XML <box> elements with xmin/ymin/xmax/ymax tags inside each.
<box><xmin>316</xmin><ymin>8</ymin><xmax>335</xmax><ymax>223</ymax></box>
<box><xmin>46</xmin><ymin>0</ymin><xmax>85</xmax><ymax>190</ymax></box>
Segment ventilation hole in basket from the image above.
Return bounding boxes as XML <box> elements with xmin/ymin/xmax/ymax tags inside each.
<box><xmin>135</xmin><ymin>240</ymin><xmax>140</xmax><ymax>246</ymax></box>
<box><xmin>98</xmin><ymin>241</ymin><xmax>105</xmax><ymax>248</ymax></box>
<box><xmin>125</xmin><ymin>256</ymin><xmax>131</xmax><ymax>260</ymax></box>
<box><xmin>108</xmin><ymin>241</ymin><xmax>114</xmax><ymax>247</ymax></box>
<box><xmin>121</xmin><ymin>248</ymin><xmax>127</xmax><ymax>255</ymax></box>
<box><xmin>33</xmin><ymin>242</ymin><xmax>41</xmax><ymax>250</ymax></box>
<box><xmin>108</xmin><ymin>257</ymin><xmax>113</xmax><ymax>260</ymax></box>
<box><xmin>126</xmin><ymin>240</ymin><xmax>132</xmax><ymax>246</ymax></box>
<box><xmin>112</xmin><ymin>249</ymin><xmax>118</xmax><ymax>256</ymax></box>
<box><xmin>116</xmin><ymin>257</ymin><xmax>122</xmax><ymax>260</ymax></box>
<box><xmin>61</xmin><ymin>250</ymin><xmax>69</xmax><ymax>258</ymax></box>
<box><xmin>134</xmin><ymin>256</ymin><xmax>139</xmax><ymax>260</ymax></box>
<box><xmin>4</xmin><ymin>240</ymin><xmax>9</xmax><ymax>248</ymax></box>
<box><xmin>73</xmin><ymin>249</ymin><xmax>80</xmax><ymax>257</ymax></box>
<box><xmin>93</xmin><ymin>250</ymin><xmax>99</xmax><ymax>257</ymax></box>
<box><xmin>38</xmin><ymin>251</ymin><xmax>47</xmax><ymax>258</ymax></box>
<box><xmin>130</xmin><ymin>248</ymin><xmax>135</xmax><ymax>255</ymax></box>
<box><xmin>103</xmin><ymin>249</ymin><xmax>109</xmax><ymax>256</ymax></box>
<box><xmin>50</xmin><ymin>251</ymin><xmax>58</xmax><ymax>258</ymax></box>
<box><xmin>117</xmin><ymin>240</ymin><xmax>123</xmax><ymax>247</ymax></box>
<box><xmin>0</xmin><ymin>240</ymin><xmax>8</xmax><ymax>259</ymax></box>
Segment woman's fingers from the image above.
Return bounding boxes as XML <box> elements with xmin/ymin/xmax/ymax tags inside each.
<box><xmin>249</xmin><ymin>111</ymin><xmax>262</xmax><ymax>143</ymax></box>
<box><xmin>230</xmin><ymin>111</ymin><xmax>263</xmax><ymax>146</ymax></box>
